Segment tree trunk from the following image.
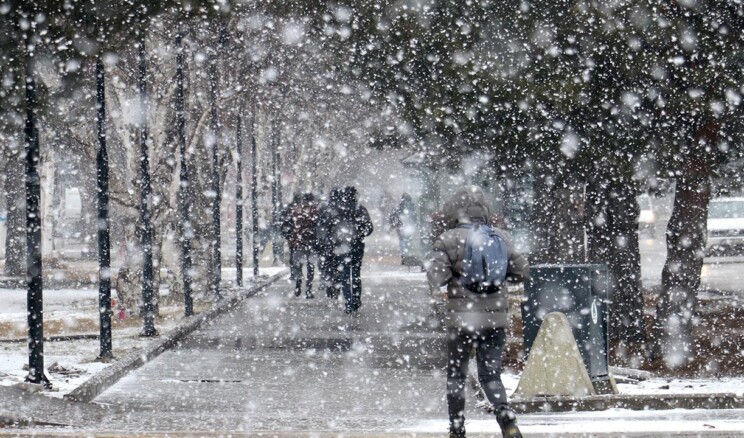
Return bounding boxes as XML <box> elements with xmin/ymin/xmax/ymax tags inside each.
<box><xmin>605</xmin><ymin>180</ymin><xmax>644</xmax><ymax>343</ymax></box>
<box><xmin>528</xmin><ymin>171</ymin><xmax>552</xmax><ymax>264</ymax></box>
<box><xmin>529</xmin><ymin>167</ymin><xmax>584</xmax><ymax>264</ymax></box>
<box><xmin>586</xmin><ymin>173</ymin><xmax>645</xmax><ymax>344</ymax></box>
<box><xmin>653</xmin><ymin>121</ymin><xmax>718</xmax><ymax>369</ymax></box>
<box><xmin>550</xmin><ymin>178</ymin><xmax>585</xmax><ymax>263</ymax></box>
<box><xmin>654</xmin><ymin>170</ymin><xmax>711</xmax><ymax>368</ymax></box>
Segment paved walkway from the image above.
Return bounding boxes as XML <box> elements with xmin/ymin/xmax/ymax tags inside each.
<box><xmin>4</xmin><ymin>262</ymin><xmax>744</xmax><ymax>436</ymax></box>
<box><xmin>92</xmin><ymin>264</ymin><xmax>480</xmax><ymax>434</ymax></box>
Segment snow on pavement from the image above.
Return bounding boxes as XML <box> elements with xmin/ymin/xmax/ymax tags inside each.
<box><xmin>0</xmin><ymin>267</ymin><xmax>286</xmax><ymax>398</ymax></box>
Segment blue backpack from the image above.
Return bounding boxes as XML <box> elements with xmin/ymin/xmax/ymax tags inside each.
<box><xmin>457</xmin><ymin>223</ymin><xmax>509</xmax><ymax>294</ymax></box>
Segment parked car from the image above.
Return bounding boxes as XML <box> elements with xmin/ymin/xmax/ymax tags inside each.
<box><xmin>706</xmin><ymin>197</ymin><xmax>744</xmax><ymax>256</ymax></box>
<box><xmin>638</xmin><ymin>194</ymin><xmax>656</xmax><ymax>237</ymax></box>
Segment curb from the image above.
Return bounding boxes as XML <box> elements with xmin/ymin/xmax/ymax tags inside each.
<box><xmin>64</xmin><ymin>270</ymin><xmax>287</xmax><ymax>403</ymax></box>
<box><xmin>0</xmin><ymin>333</ymin><xmax>99</xmax><ymax>344</ymax></box>
<box><xmin>512</xmin><ymin>393</ymin><xmax>744</xmax><ymax>413</ymax></box>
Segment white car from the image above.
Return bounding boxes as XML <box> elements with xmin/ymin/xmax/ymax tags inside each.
<box><xmin>706</xmin><ymin>197</ymin><xmax>744</xmax><ymax>256</ymax></box>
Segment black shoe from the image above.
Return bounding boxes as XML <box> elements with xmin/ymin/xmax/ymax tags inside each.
<box><xmin>306</xmin><ymin>293</ymin><xmax>314</xmax><ymax>299</ymax></box>
<box><xmin>294</xmin><ymin>288</ymin><xmax>301</xmax><ymax>297</ymax></box>
<box><xmin>496</xmin><ymin>407</ymin><xmax>522</xmax><ymax>438</ymax></box>
<box><xmin>449</xmin><ymin>427</ymin><xmax>466</xmax><ymax>438</ymax></box>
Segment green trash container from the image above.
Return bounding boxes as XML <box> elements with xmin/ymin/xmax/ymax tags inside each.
<box><xmin>521</xmin><ymin>264</ymin><xmax>611</xmax><ymax>390</ymax></box>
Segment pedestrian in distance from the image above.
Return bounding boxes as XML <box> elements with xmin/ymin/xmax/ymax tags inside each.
<box><xmin>389</xmin><ymin>192</ymin><xmax>418</xmax><ymax>266</ymax></box>
<box><xmin>347</xmin><ymin>186</ymin><xmax>373</xmax><ymax>312</ymax></box>
<box><xmin>329</xmin><ymin>186</ymin><xmax>373</xmax><ymax>313</ymax></box>
<box><xmin>426</xmin><ymin>185</ymin><xmax>528</xmax><ymax>438</ymax></box>
<box><xmin>281</xmin><ymin>193</ymin><xmax>303</xmax><ymax>280</ymax></box>
<box><xmin>282</xmin><ymin>193</ymin><xmax>319</xmax><ymax>298</ymax></box>
<box><xmin>316</xmin><ymin>187</ymin><xmax>343</xmax><ymax>298</ymax></box>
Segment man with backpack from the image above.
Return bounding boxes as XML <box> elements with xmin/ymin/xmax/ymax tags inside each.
<box><xmin>426</xmin><ymin>186</ymin><xmax>528</xmax><ymax>438</ymax></box>
<box><xmin>283</xmin><ymin>193</ymin><xmax>319</xmax><ymax>298</ymax></box>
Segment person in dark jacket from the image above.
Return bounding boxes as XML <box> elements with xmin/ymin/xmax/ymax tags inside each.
<box><xmin>426</xmin><ymin>186</ymin><xmax>528</xmax><ymax>438</ymax></box>
<box><xmin>317</xmin><ymin>188</ymin><xmax>342</xmax><ymax>298</ymax></box>
<box><xmin>283</xmin><ymin>193</ymin><xmax>319</xmax><ymax>298</ymax></box>
<box><xmin>281</xmin><ymin>193</ymin><xmax>303</xmax><ymax>280</ymax></box>
<box><xmin>330</xmin><ymin>186</ymin><xmax>373</xmax><ymax>313</ymax></box>
<box><xmin>347</xmin><ymin>186</ymin><xmax>373</xmax><ymax>312</ymax></box>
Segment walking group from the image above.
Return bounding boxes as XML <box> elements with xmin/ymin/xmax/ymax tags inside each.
<box><xmin>280</xmin><ymin>186</ymin><xmax>373</xmax><ymax>314</ymax></box>
<box><xmin>284</xmin><ymin>183</ymin><xmax>525</xmax><ymax>437</ymax></box>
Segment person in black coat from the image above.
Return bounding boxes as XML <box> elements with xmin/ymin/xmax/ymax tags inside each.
<box><xmin>338</xmin><ymin>186</ymin><xmax>373</xmax><ymax>313</ymax></box>
<box><xmin>316</xmin><ymin>188</ymin><xmax>342</xmax><ymax>298</ymax></box>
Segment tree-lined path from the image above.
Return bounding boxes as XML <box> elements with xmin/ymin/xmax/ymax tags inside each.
<box><xmin>4</xmin><ymin>261</ymin><xmax>744</xmax><ymax>436</ymax></box>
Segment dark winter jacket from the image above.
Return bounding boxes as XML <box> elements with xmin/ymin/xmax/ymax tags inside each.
<box><xmin>283</xmin><ymin>201</ymin><xmax>319</xmax><ymax>251</ymax></box>
<box><xmin>426</xmin><ymin>186</ymin><xmax>529</xmax><ymax>332</ymax></box>
<box><xmin>324</xmin><ymin>187</ymin><xmax>373</xmax><ymax>257</ymax></box>
<box><xmin>352</xmin><ymin>205</ymin><xmax>374</xmax><ymax>252</ymax></box>
<box><xmin>316</xmin><ymin>189</ymin><xmax>343</xmax><ymax>257</ymax></box>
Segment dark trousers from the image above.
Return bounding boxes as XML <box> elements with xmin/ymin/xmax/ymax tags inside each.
<box><xmin>320</xmin><ymin>252</ymin><xmax>336</xmax><ymax>297</ymax></box>
<box><xmin>333</xmin><ymin>256</ymin><xmax>362</xmax><ymax>312</ymax></box>
<box><xmin>447</xmin><ymin>327</ymin><xmax>508</xmax><ymax>433</ymax></box>
<box><xmin>290</xmin><ymin>249</ymin><xmax>314</xmax><ymax>297</ymax></box>
<box><xmin>351</xmin><ymin>246</ymin><xmax>364</xmax><ymax>302</ymax></box>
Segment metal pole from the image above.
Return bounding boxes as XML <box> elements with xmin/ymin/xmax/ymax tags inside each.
<box><xmin>270</xmin><ymin>124</ymin><xmax>279</xmax><ymax>266</ymax></box>
<box><xmin>208</xmin><ymin>51</ymin><xmax>222</xmax><ymax>299</ymax></box>
<box><xmin>175</xmin><ymin>31</ymin><xmax>193</xmax><ymax>316</ymax></box>
<box><xmin>251</xmin><ymin>116</ymin><xmax>259</xmax><ymax>277</ymax></box>
<box><xmin>275</xmin><ymin>127</ymin><xmax>283</xmax><ymax>210</ymax></box>
<box><xmin>138</xmin><ymin>32</ymin><xmax>157</xmax><ymax>337</ymax></box>
<box><xmin>23</xmin><ymin>25</ymin><xmax>49</xmax><ymax>387</ymax></box>
<box><xmin>95</xmin><ymin>54</ymin><xmax>114</xmax><ymax>360</ymax></box>
<box><xmin>236</xmin><ymin>115</ymin><xmax>244</xmax><ymax>287</ymax></box>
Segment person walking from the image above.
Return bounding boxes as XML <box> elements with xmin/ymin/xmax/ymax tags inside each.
<box><xmin>426</xmin><ymin>186</ymin><xmax>528</xmax><ymax>438</ymax></box>
<box><xmin>281</xmin><ymin>193</ymin><xmax>303</xmax><ymax>280</ymax></box>
<box><xmin>329</xmin><ymin>186</ymin><xmax>373</xmax><ymax>313</ymax></box>
<box><xmin>283</xmin><ymin>193</ymin><xmax>319</xmax><ymax>298</ymax></box>
<box><xmin>347</xmin><ymin>186</ymin><xmax>373</xmax><ymax>312</ymax></box>
<box><xmin>316</xmin><ymin>188</ymin><xmax>342</xmax><ymax>298</ymax></box>
<box><xmin>389</xmin><ymin>193</ymin><xmax>417</xmax><ymax>265</ymax></box>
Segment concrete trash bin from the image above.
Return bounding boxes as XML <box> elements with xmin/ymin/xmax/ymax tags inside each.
<box><xmin>521</xmin><ymin>264</ymin><xmax>611</xmax><ymax>392</ymax></box>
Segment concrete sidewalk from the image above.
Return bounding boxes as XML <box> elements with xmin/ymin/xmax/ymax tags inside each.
<box><xmin>90</xmin><ymin>265</ymin><xmax>458</xmax><ymax>433</ymax></box>
<box><xmin>3</xmin><ymin>263</ymin><xmax>744</xmax><ymax>436</ymax></box>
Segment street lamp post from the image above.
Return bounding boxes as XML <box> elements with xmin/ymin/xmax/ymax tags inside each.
<box><xmin>95</xmin><ymin>53</ymin><xmax>114</xmax><ymax>360</ymax></box>
<box><xmin>23</xmin><ymin>23</ymin><xmax>49</xmax><ymax>387</ymax></box>
<box><xmin>175</xmin><ymin>31</ymin><xmax>193</xmax><ymax>316</ymax></box>
<box><xmin>236</xmin><ymin>115</ymin><xmax>243</xmax><ymax>287</ymax></box>
<box><xmin>251</xmin><ymin>116</ymin><xmax>259</xmax><ymax>277</ymax></box>
<box><xmin>137</xmin><ymin>32</ymin><xmax>157</xmax><ymax>337</ymax></box>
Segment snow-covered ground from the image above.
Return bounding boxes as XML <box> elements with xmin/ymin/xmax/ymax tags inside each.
<box><xmin>407</xmin><ymin>409</ymin><xmax>744</xmax><ymax>435</ymax></box>
<box><xmin>0</xmin><ymin>267</ymin><xmax>286</xmax><ymax>398</ymax></box>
